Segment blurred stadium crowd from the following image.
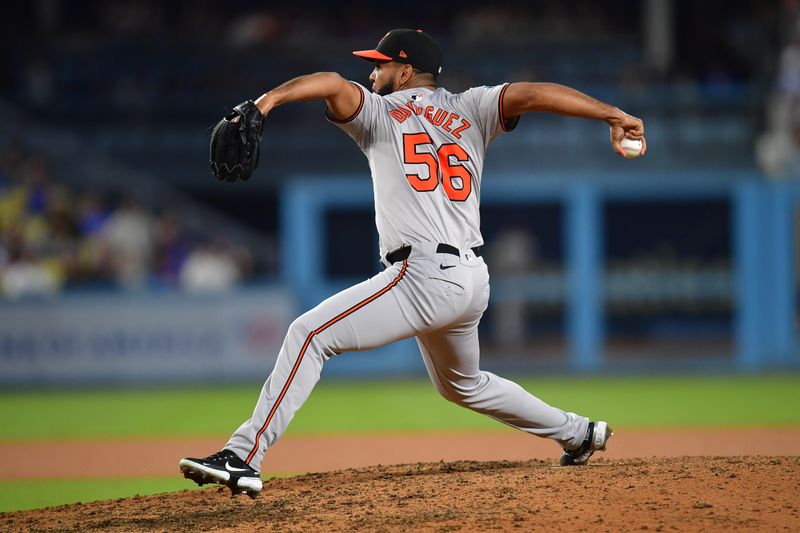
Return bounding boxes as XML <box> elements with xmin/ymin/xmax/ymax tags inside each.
<box><xmin>1</xmin><ymin>1</ymin><xmax>778</xmax><ymax>176</ymax></box>
<box><xmin>0</xmin><ymin>141</ymin><xmax>253</xmax><ymax>298</ymax></box>
<box><xmin>759</xmin><ymin>0</ymin><xmax>800</xmax><ymax>177</ymax></box>
<box><xmin>0</xmin><ymin>0</ymin><xmax>789</xmax><ymax>301</ymax></box>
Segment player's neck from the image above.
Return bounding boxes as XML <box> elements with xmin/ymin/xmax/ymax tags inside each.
<box><xmin>397</xmin><ymin>78</ymin><xmax>438</xmax><ymax>92</ymax></box>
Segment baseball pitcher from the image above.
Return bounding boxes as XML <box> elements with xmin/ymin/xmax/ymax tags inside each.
<box><xmin>183</xmin><ymin>29</ymin><xmax>646</xmax><ymax>496</ymax></box>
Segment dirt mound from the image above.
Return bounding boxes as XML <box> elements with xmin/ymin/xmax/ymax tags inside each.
<box><xmin>3</xmin><ymin>456</ymin><xmax>799</xmax><ymax>532</ymax></box>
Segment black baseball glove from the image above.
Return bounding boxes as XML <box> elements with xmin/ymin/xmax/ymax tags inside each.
<box><xmin>209</xmin><ymin>100</ymin><xmax>265</xmax><ymax>182</ymax></box>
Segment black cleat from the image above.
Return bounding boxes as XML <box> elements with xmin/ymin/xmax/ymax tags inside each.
<box><xmin>560</xmin><ymin>421</ymin><xmax>613</xmax><ymax>466</ymax></box>
<box><xmin>179</xmin><ymin>449</ymin><xmax>262</xmax><ymax>497</ymax></box>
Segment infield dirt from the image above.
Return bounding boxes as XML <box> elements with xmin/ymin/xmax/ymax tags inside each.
<box><xmin>3</xmin><ymin>456</ymin><xmax>799</xmax><ymax>532</ymax></box>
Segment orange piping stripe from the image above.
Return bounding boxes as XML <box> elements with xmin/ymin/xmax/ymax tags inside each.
<box><xmin>245</xmin><ymin>260</ymin><xmax>408</xmax><ymax>464</ymax></box>
<box><xmin>328</xmin><ymin>82</ymin><xmax>365</xmax><ymax>124</ymax></box>
<box><xmin>498</xmin><ymin>83</ymin><xmax>511</xmax><ymax>132</ymax></box>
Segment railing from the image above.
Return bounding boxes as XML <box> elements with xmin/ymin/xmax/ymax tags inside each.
<box><xmin>281</xmin><ymin>172</ymin><xmax>800</xmax><ymax>372</ymax></box>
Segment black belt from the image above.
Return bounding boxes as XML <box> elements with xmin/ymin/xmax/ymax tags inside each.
<box><xmin>385</xmin><ymin>243</ymin><xmax>482</xmax><ymax>264</ymax></box>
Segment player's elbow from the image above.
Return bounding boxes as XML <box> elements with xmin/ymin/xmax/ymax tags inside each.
<box><xmin>315</xmin><ymin>72</ymin><xmax>349</xmax><ymax>97</ymax></box>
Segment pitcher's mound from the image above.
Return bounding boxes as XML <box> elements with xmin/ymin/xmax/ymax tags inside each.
<box><xmin>3</xmin><ymin>456</ymin><xmax>799</xmax><ymax>532</ymax></box>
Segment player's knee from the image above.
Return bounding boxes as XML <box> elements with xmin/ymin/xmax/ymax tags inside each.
<box><xmin>287</xmin><ymin>315</ymin><xmax>314</xmax><ymax>345</ymax></box>
<box><xmin>438</xmin><ymin>376</ymin><xmax>484</xmax><ymax>407</ymax></box>
<box><xmin>286</xmin><ymin>313</ymin><xmax>337</xmax><ymax>359</ymax></box>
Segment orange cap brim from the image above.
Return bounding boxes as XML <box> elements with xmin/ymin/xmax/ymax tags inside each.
<box><xmin>353</xmin><ymin>50</ymin><xmax>393</xmax><ymax>62</ymax></box>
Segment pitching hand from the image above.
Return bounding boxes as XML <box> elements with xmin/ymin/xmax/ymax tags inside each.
<box><xmin>608</xmin><ymin>112</ymin><xmax>646</xmax><ymax>157</ymax></box>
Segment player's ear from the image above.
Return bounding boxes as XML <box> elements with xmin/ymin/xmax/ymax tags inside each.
<box><xmin>402</xmin><ymin>64</ymin><xmax>414</xmax><ymax>83</ymax></box>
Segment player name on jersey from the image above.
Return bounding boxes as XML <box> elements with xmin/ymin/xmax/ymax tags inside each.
<box><xmin>388</xmin><ymin>99</ymin><xmax>472</xmax><ymax>139</ymax></box>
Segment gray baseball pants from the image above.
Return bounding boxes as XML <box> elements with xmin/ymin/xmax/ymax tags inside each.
<box><xmin>226</xmin><ymin>243</ymin><xmax>589</xmax><ymax>470</ymax></box>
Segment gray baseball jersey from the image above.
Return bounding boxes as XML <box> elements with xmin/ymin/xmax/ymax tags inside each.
<box><xmin>328</xmin><ymin>82</ymin><xmax>515</xmax><ymax>257</ymax></box>
<box><xmin>225</xmin><ymin>82</ymin><xmax>590</xmax><ymax>470</ymax></box>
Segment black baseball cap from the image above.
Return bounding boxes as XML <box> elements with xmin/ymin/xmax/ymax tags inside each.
<box><xmin>353</xmin><ymin>29</ymin><xmax>442</xmax><ymax>75</ymax></box>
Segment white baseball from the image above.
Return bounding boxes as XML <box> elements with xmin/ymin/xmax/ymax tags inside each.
<box><xmin>620</xmin><ymin>137</ymin><xmax>643</xmax><ymax>158</ymax></box>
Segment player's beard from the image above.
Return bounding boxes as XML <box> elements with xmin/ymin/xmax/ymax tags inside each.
<box><xmin>374</xmin><ymin>79</ymin><xmax>396</xmax><ymax>96</ymax></box>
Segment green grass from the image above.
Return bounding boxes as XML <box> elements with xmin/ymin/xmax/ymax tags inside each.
<box><xmin>1</xmin><ymin>374</ymin><xmax>798</xmax><ymax>514</ymax></box>
<box><xmin>0</xmin><ymin>374</ymin><xmax>798</xmax><ymax>441</ymax></box>
<box><xmin>0</xmin><ymin>477</ymin><xmax>200</xmax><ymax>513</ymax></box>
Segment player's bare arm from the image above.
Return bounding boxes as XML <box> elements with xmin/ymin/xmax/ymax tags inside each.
<box><xmin>502</xmin><ymin>82</ymin><xmax>646</xmax><ymax>157</ymax></box>
<box><xmin>253</xmin><ymin>72</ymin><xmax>362</xmax><ymax>121</ymax></box>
